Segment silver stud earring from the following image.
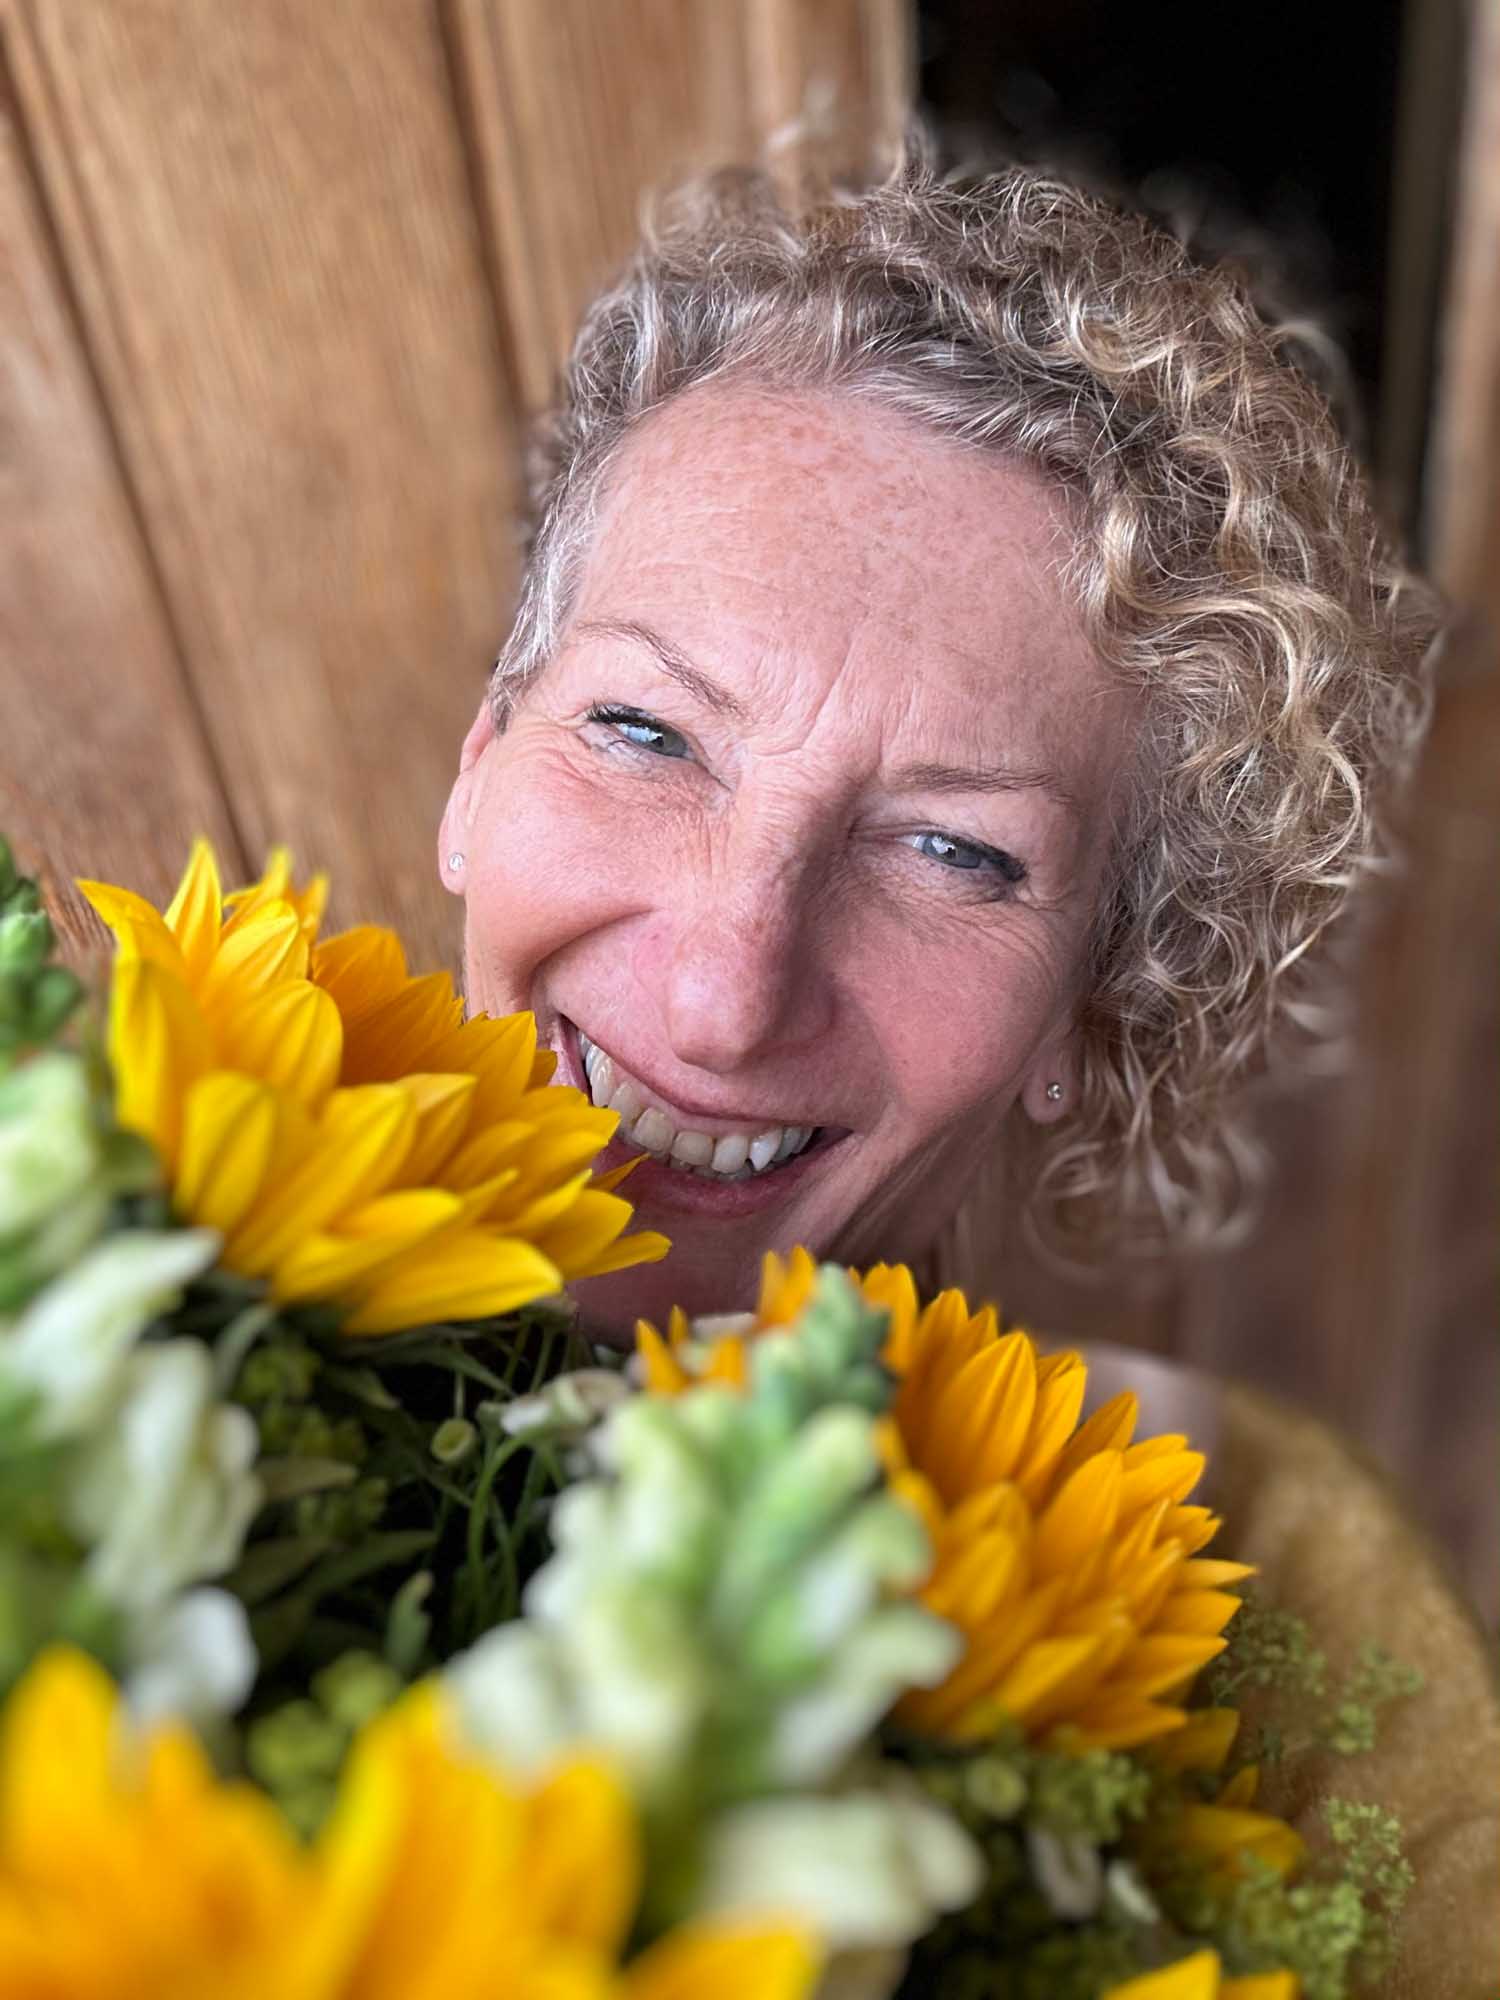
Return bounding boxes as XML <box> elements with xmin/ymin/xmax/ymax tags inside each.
<box><xmin>447</xmin><ymin>851</ymin><xmax>465</xmax><ymax>875</ymax></box>
<box><xmin>1045</xmin><ymin>1080</ymin><xmax>1064</xmax><ymax>1102</ymax></box>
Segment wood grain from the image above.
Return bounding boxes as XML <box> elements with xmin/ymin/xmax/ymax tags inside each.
<box><xmin>448</xmin><ymin>0</ymin><xmax>912</xmax><ymax>415</ymax></box>
<box><xmin>0</xmin><ymin>27</ymin><xmax>241</xmax><ymax>961</ymax></box>
<box><xmin>10</xmin><ymin>0</ymin><xmax>523</xmax><ymax>974</ymax></box>
<box><xmin>1429</xmin><ymin>0</ymin><xmax>1500</xmax><ymax>628</ymax></box>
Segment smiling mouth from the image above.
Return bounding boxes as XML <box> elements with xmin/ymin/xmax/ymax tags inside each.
<box><xmin>563</xmin><ymin>1021</ymin><xmax>847</xmax><ymax>1184</ymax></box>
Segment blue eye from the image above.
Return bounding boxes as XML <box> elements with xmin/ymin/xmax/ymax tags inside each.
<box><xmin>587</xmin><ymin>705</ymin><xmax>691</xmax><ymax>759</ymax></box>
<box><xmin>909</xmin><ymin>830</ymin><xmax>1028</xmax><ymax>889</ymax></box>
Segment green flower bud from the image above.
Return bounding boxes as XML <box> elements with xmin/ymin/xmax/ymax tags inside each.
<box><xmin>964</xmin><ymin>1755</ymin><xmax>1028</xmax><ymax>1821</ymax></box>
<box><xmin>313</xmin><ymin>1649</ymin><xmax>403</xmax><ymax>1731</ymax></box>
<box><xmin>431</xmin><ymin>1417</ymin><xmax>477</xmax><ymax>1465</ymax></box>
<box><xmin>0</xmin><ymin>911</ymin><xmax>54</xmax><ymax>975</ymax></box>
<box><xmin>25</xmin><ymin>966</ymin><xmax>84</xmax><ymax>1042</ymax></box>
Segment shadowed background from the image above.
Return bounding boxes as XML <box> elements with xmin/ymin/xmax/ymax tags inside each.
<box><xmin>1</xmin><ymin>0</ymin><xmax>1494</xmax><ymax>1613</ymax></box>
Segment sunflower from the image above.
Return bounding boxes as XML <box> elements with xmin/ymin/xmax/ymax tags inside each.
<box><xmin>1149</xmin><ymin>1706</ymin><xmax>1305</xmax><ymax>1881</ymax></box>
<box><xmin>1102</xmin><ymin>1948</ymin><xmax>1298</xmax><ymax>1999</ymax></box>
<box><xmin>0</xmin><ymin>1648</ymin><xmax>820</xmax><ymax>2000</ymax></box>
<box><xmin>81</xmin><ymin>841</ymin><xmax>668</xmax><ymax>1334</ymax></box>
<box><xmin>637</xmin><ymin>1251</ymin><xmax>1253</xmax><ymax>1751</ymax></box>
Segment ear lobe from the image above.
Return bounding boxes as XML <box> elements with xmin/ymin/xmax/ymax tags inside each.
<box><xmin>438</xmin><ymin>698</ymin><xmax>497</xmax><ymax>891</ymax></box>
<box><xmin>1022</xmin><ymin>1041</ymin><xmax>1074</xmax><ymax>1125</ymax></box>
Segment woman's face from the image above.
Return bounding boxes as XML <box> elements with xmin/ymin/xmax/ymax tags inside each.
<box><xmin>442</xmin><ymin>387</ymin><xmax>1132</xmax><ymax>1334</ymax></box>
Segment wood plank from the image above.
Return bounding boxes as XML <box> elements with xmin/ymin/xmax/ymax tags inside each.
<box><xmin>449</xmin><ymin>0</ymin><xmax>912</xmax><ymax>416</ymax></box>
<box><xmin>0</xmin><ymin>27</ymin><xmax>240</xmax><ymax>959</ymax></box>
<box><xmin>1429</xmin><ymin>0</ymin><xmax>1500</xmax><ymax>626</ymax></box>
<box><xmin>746</xmin><ymin>0</ymin><xmax>912</xmax><ymax>196</ymax></box>
<box><xmin>12</xmin><ymin>0</ymin><xmax>524</xmax><ymax>973</ymax></box>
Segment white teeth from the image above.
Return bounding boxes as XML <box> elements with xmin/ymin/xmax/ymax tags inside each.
<box><xmin>633</xmin><ymin>1108</ymin><xmax>674</xmax><ymax>1155</ymax></box>
<box><xmin>611</xmin><ymin>1079</ymin><xmax>645</xmax><ymax>1129</ymax></box>
<box><xmin>573</xmin><ymin>1028</ymin><xmax>820</xmax><ymax>1179</ymax></box>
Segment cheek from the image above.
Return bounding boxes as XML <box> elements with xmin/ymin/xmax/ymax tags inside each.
<box><xmin>461</xmin><ymin>744</ymin><xmax>644</xmax><ymax>1013</ymax></box>
<box><xmin>853</xmin><ymin>909</ymin><xmax>1066</xmax><ymax>1116</ymax></box>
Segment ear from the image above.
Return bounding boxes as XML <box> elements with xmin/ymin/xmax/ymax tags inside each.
<box><xmin>1020</xmin><ymin>1030</ymin><xmax>1076</xmax><ymax>1126</ymax></box>
<box><xmin>437</xmin><ymin>698</ymin><xmax>496</xmax><ymax>892</ymax></box>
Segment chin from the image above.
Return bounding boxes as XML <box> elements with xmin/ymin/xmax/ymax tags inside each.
<box><xmin>568</xmin><ymin>1233</ymin><xmax>775</xmax><ymax>1344</ymax></box>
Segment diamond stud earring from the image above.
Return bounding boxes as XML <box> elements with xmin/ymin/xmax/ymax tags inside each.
<box><xmin>1045</xmin><ymin>1080</ymin><xmax>1064</xmax><ymax>1102</ymax></box>
<box><xmin>447</xmin><ymin>851</ymin><xmax>465</xmax><ymax>874</ymax></box>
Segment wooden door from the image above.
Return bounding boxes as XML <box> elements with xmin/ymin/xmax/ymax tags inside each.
<box><xmin>2</xmin><ymin>0</ymin><xmax>1492</xmax><ymax>1609</ymax></box>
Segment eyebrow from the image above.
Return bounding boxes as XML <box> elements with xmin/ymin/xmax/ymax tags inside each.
<box><xmin>892</xmin><ymin>760</ymin><xmax>1080</xmax><ymax>813</ymax></box>
<box><xmin>573</xmin><ymin>617</ymin><xmax>750</xmax><ymax>721</ymax></box>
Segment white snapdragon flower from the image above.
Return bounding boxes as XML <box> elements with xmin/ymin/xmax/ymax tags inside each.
<box><xmin>0</xmin><ymin>1229</ymin><xmax>220</xmax><ymax>1439</ymax></box>
<box><xmin>64</xmin><ymin>1338</ymin><xmax>262</xmax><ymax>1613</ymax></box>
<box><xmin>0</xmin><ymin>1052</ymin><xmax>100</xmax><ymax>1236</ymax></box>
<box><xmin>123</xmin><ymin>1586</ymin><xmax>257</xmax><ymax>1726</ymax></box>
<box><xmin>695</xmin><ymin>1783</ymin><xmax>982</xmax><ymax>1950</ymax></box>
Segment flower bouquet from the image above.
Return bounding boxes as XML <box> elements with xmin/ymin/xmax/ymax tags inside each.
<box><xmin>0</xmin><ymin>836</ymin><xmax>1491</xmax><ymax>1998</ymax></box>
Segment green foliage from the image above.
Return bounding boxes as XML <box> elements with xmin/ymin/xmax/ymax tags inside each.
<box><xmin>0</xmin><ymin>840</ymin><xmax>85</xmax><ymax>1068</ymax></box>
<box><xmin>222</xmin><ymin>1299</ymin><xmax>593</xmax><ymax>1708</ymax></box>
<box><xmin>1207</xmin><ymin>1593</ymin><xmax>1424</xmax><ymax>1769</ymax></box>
<box><xmin>246</xmin><ymin>1648</ymin><xmax>404</xmax><ymax>1837</ymax></box>
<box><xmin>908</xmin><ymin>1732</ymin><xmax>1153</xmax><ymax>1848</ymax></box>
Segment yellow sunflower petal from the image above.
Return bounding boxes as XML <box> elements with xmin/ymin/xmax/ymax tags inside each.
<box><xmin>1048</xmin><ymin>1390</ymin><xmax>1139</xmax><ymax>1492</ymax></box>
<box><xmin>520</xmin><ymin>1761</ymin><xmax>639</xmax><ymax>1956</ymax></box>
<box><xmin>1111</xmin><ymin>1632</ymin><xmax>1229</xmax><ymax>1700</ymax></box>
<box><xmin>177</xmin><ymin>1071</ymin><xmax>310</xmax><ymax>1235</ymax></box>
<box><xmin>1217</xmin><ymin>1767</ymin><xmax>1260</xmax><ymax>1809</ymax></box>
<box><xmin>1064</xmin><ymin>1692</ymin><xmax>1191</xmax><ymax>1751</ymax></box>
<box><xmin>621</xmin><ymin>1922</ymin><xmax>821</xmax><ymax>2000</ymax></box>
<box><xmin>211</xmin><ymin>980</ymin><xmax>343</xmax><ymax>1108</ymax></box>
<box><xmin>1102</xmin><ymin>1951</ymin><xmax>1224</xmax><ymax>2000</ymax></box>
<box><xmin>389</xmin><ymin>1072</ymin><xmax>480</xmax><ymax>1188</ymax></box>
<box><xmin>162</xmin><ymin>837</ymin><xmax>224</xmax><ymax>985</ymax></box>
<box><xmin>339</xmin><ymin>1233</ymin><xmax>563</xmax><ymax>1336</ymax></box>
<box><xmin>994</xmin><ymin>1633</ymin><xmax>1110</xmax><ymax>1726</ymax></box>
<box><xmin>108</xmin><ymin>955</ymin><xmax>213</xmax><ymax>1171</ymax></box>
<box><xmin>637</xmin><ymin>1321</ymin><xmax>693</xmax><ymax>1394</ymax></box>
<box><xmin>756</xmin><ymin>1247</ymin><xmax>820</xmax><ymax>1326</ymax></box>
<box><xmin>272</xmin><ymin>1190</ymin><xmax>467</xmax><ymax>1302</ymax></box>
<box><xmin>1033</xmin><ymin>1451</ymin><xmax>1124</xmax><ymax>1578</ymax></box>
<box><xmin>1223</xmin><ymin>1975</ymin><xmax>1300</xmax><ymax>2000</ymax></box>
<box><xmin>930</xmin><ymin>1333</ymin><xmax>1039</xmax><ymax>1494</ymax></box>
<box><xmin>1011</xmin><ymin>1351</ymin><xmax>1088</xmax><ymax>1503</ymax></box>
<box><xmin>77</xmin><ymin>878</ymin><xmax>187</xmax><ymax>974</ymax></box>
<box><xmin>311</xmin><ymin>924</ymin><xmax>411</xmax><ymax>1017</ymax></box>
<box><xmin>1178</xmin><ymin>1559</ymin><xmax>1257</xmax><ymax>1590</ymax></box>
<box><xmin>1177</xmin><ymin>1804</ymin><xmax>1305</xmax><ymax>1879</ymax></box>
<box><xmin>1150</xmin><ymin>1707</ymin><xmax>1241</xmax><ymax>1774</ymax></box>
<box><xmin>201</xmin><ymin>905</ymin><xmax>309</xmax><ymax>1010</ymax></box>
<box><xmin>225</xmin><ymin>1086</ymin><xmax>416</xmax><ymax>1276</ymax></box>
<box><xmin>529</xmin><ymin>1189</ymin><xmax>671</xmax><ymax>1282</ymax></box>
<box><xmin>338</xmin><ymin>974</ymin><xmax>466</xmax><ymax>1084</ymax></box>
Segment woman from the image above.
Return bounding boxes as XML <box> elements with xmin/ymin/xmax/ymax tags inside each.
<box><xmin>438</xmin><ymin>153</ymin><xmax>1436</xmax><ymax>1338</ymax></box>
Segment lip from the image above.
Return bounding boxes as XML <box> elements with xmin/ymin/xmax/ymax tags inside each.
<box><xmin>569</xmin><ymin>1022</ymin><xmax>839</xmax><ymax>1135</ymax></box>
<box><xmin>552</xmin><ymin>1016</ymin><xmax>852</xmax><ymax>1220</ymax></box>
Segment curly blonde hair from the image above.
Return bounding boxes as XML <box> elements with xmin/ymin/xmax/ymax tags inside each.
<box><xmin>492</xmin><ymin>150</ymin><xmax>1439</xmax><ymax>1254</ymax></box>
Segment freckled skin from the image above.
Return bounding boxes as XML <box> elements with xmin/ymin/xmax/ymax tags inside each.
<box><xmin>442</xmin><ymin>386</ymin><xmax>1134</xmax><ymax>1336</ymax></box>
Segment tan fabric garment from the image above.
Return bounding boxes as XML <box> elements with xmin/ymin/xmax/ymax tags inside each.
<box><xmin>1085</xmin><ymin>1348</ymin><xmax>1500</xmax><ymax>1999</ymax></box>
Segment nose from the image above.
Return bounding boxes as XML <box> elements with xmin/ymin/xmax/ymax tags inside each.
<box><xmin>654</xmin><ymin>859</ymin><xmax>835</xmax><ymax>1075</ymax></box>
